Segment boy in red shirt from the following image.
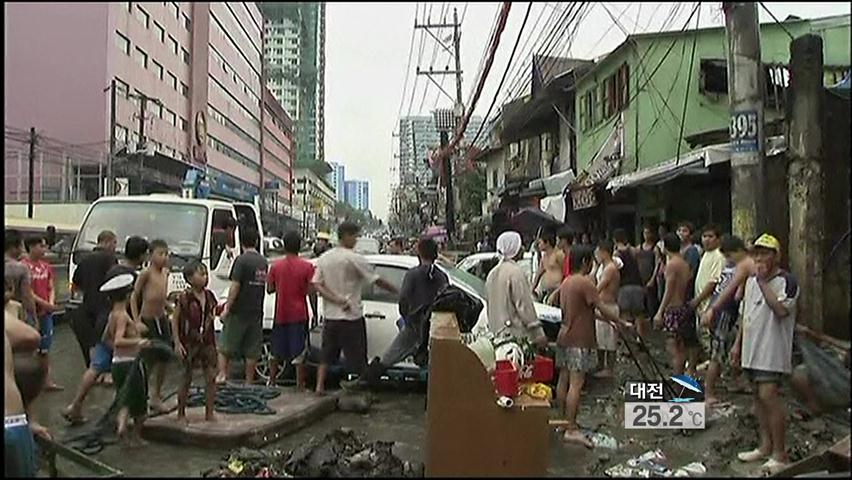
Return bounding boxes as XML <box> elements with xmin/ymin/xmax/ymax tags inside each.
<box><xmin>22</xmin><ymin>236</ymin><xmax>62</xmax><ymax>391</ymax></box>
<box><xmin>172</xmin><ymin>260</ymin><xmax>218</xmax><ymax>423</ymax></box>
<box><xmin>267</xmin><ymin>231</ymin><xmax>316</xmax><ymax>389</ymax></box>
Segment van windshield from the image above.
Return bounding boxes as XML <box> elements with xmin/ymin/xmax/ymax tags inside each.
<box><xmin>76</xmin><ymin>201</ymin><xmax>207</xmax><ymax>258</ymax></box>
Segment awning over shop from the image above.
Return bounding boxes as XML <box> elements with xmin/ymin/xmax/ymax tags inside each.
<box><xmin>607</xmin><ymin>136</ymin><xmax>787</xmax><ymax>192</ymax></box>
<box><xmin>540</xmin><ymin>195</ymin><xmax>565</xmax><ymax>222</ymax></box>
<box><xmin>528</xmin><ymin>169</ymin><xmax>576</xmax><ymax>196</ymax></box>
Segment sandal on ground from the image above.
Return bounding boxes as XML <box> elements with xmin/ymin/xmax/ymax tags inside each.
<box><xmin>738</xmin><ymin>448</ymin><xmax>769</xmax><ymax>463</ymax></box>
<box><xmin>760</xmin><ymin>458</ymin><xmax>789</xmax><ymax>475</ymax></box>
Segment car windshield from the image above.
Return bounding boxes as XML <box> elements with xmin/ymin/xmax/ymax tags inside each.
<box><xmin>441</xmin><ymin>264</ymin><xmax>487</xmax><ymax>298</ymax></box>
<box><xmin>76</xmin><ymin>201</ymin><xmax>207</xmax><ymax>258</ymax></box>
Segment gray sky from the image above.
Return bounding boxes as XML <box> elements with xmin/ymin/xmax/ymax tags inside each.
<box><xmin>325</xmin><ymin>2</ymin><xmax>850</xmax><ymax>221</ymax></box>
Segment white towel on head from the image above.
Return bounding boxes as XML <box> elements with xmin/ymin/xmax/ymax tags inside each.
<box><xmin>496</xmin><ymin>231</ymin><xmax>522</xmax><ymax>261</ymax></box>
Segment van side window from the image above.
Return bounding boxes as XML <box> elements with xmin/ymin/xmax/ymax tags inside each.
<box><xmin>211</xmin><ymin>209</ymin><xmax>236</xmax><ymax>273</ymax></box>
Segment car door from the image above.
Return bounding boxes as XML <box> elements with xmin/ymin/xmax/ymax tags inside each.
<box><xmin>362</xmin><ymin>264</ymin><xmax>408</xmax><ymax>364</ymax></box>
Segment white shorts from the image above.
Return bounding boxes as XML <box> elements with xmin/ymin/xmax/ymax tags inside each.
<box><xmin>595</xmin><ymin>303</ymin><xmax>619</xmax><ymax>351</ymax></box>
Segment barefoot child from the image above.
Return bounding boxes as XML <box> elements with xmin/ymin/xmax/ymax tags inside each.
<box><xmin>102</xmin><ymin>273</ymin><xmax>150</xmax><ymax>447</ymax></box>
<box><xmin>555</xmin><ymin>246</ymin><xmax>620</xmax><ymax>447</ymax></box>
<box><xmin>171</xmin><ymin>261</ymin><xmax>218</xmax><ymax>423</ymax></box>
<box><xmin>131</xmin><ymin>239</ymin><xmax>171</xmax><ymax>413</ymax></box>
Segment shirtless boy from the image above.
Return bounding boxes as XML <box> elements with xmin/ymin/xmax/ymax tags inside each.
<box><xmin>172</xmin><ymin>261</ymin><xmax>218</xmax><ymax>424</ymax></box>
<box><xmin>131</xmin><ymin>239</ymin><xmax>171</xmax><ymax>412</ymax></box>
<box><xmin>533</xmin><ymin>233</ymin><xmax>564</xmax><ymax>302</ymax></box>
<box><xmin>594</xmin><ymin>239</ymin><xmax>621</xmax><ymax>379</ymax></box>
<box><xmin>103</xmin><ymin>274</ymin><xmax>151</xmax><ymax>447</ymax></box>
<box><xmin>654</xmin><ymin>233</ymin><xmax>697</xmax><ymax>377</ymax></box>
<box><xmin>5</xmin><ymin>310</ymin><xmax>46</xmax><ymax>478</ymax></box>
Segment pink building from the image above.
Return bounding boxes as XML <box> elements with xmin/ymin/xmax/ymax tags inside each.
<box><xmin>5</xmin><ymin>2</ymin><xmax>293</xmax><ymax>209</ymax></box>
<box><xmin>262</xmin><ymin>86</ymin><xmax>295</xmax><ymax>214</ymax></box>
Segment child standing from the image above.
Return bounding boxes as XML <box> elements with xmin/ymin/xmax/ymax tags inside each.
<box><xmin>131</xmin><ymin>239</ymin><xmax>171</xmax><ymax>413</ymax></box>
<box><xmin>102</xmin><ymin>273</ymin><xmax>150</xmax><ymax>447</ymax></box>
<box><xmin>22</xmin><ymin>236</ymin><xmax>62</xmax><ymax>391</ymax></box>
<box><xmin>171</xmin><ymin>261</ymin><xmax>218</xmax><ymax>423</ymax></box>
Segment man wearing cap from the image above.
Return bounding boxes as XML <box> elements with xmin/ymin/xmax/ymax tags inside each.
<box><xmin>731</xmin><ymin>234</ymin><xmax>797</xmax><ymax>475</ymax></box>
<box><xmin>313</xmin><ymin>232</ymin><xmax>332</xmax><ymax>259</ymax></box>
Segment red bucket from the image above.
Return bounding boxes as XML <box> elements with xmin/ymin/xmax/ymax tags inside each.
<box><xmin>493</xmin><ymin>360</ymin><xmax>519</xmax><ymax>397</ymax></box>
<box><xmin>532</xmin><ymin>355</ymin><xmax>554</xmax><ymax>383</ymax></box>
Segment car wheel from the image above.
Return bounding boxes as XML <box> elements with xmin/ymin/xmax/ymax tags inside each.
<box><xmin>254</xmin><ymin>340</ymin><xmax>284</xmax><ymax>382</ymax></box>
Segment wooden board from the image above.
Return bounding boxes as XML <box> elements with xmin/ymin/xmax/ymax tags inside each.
<box><xmin>426</xmin><ymin>314</ymin><xmax>549</xmax><ymax>477</ymax></box>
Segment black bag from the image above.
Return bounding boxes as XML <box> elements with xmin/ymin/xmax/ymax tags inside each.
<box><xmin>412</xmin><ymin>285</ymin><xmax>484</xmax><ymax>367</ymax></box>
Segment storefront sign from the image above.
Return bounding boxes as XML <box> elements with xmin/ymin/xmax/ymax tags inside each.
<box><xmin>729</xmin><ymin>110</ymin><xmax>759</xmax><ymax>153</ymax></box>
<box><xmin>571</xmin><ymin>186</ymin><xmax>598</xmax><ymax>210</ymax></box>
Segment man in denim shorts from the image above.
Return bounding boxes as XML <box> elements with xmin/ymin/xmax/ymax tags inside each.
<box><xmin>555</xmin><ymin>246</ymin><xmax>620</xmax><ymax>447</ymax></box>
<box><xmin>731</xmin><ymin>234</ymin><xmax>797</xmax><ymax>475</ymax></box>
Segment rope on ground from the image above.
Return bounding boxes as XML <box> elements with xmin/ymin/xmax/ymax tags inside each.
<box><xmin>186</xmin><ymin>384</ymin><xmax>282</xmax><ymax>415</ymax></box>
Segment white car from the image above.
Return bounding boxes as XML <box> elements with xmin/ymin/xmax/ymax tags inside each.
<box><xmin>215</xmin><ymin>254</ymin><xmax>561</xmax><ymax>381</ymax></box>
<box><xmin>456</xmin><ymin>251</ymin><xmax>536</xmax><ymax>285</ymax></box>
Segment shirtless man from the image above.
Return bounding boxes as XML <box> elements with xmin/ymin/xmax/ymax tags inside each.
<box><xmin>654</xmin><ymin>233</ymin><xmax>696</xmax><ymax>377</ymax></box>
<box><xmin>103</xmin><ymin>274</ymin><xmax>151</xmax><ymax>447</ymax></box>
<box><xmin>5</xmin><ymin>311</ymin><xmax>44</xmax><ymax>478</ymax></box>
<box><xmin>532</xmin><ymin>233</ymin><xmax>564</xmax><ymax>302</ymax></box>
<box><xmin>131</xmin><ymin>239</ymin><xmax>171</xmax><ymax>412</ymax></box>
<box><xmin>594</xmin><ymin>239</ymin><xmax>621</xmax><ymax>379</ymax></box>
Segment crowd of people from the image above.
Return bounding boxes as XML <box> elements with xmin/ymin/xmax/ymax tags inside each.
<box><xmin>3</xmin><ymin>216</ymin><xmax>849</xmax><ymax>477</ymax></box>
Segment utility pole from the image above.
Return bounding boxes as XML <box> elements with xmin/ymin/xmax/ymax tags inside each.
<box><xmin>724</xmin><ymin>2</ymin><xmax>767</xmax><ymax>242</ymax></box>
<box><xmin>27</xmin><ymin>127</ymin><xmax>36</xmax><ymax>219</ymax></box>
<box><xmin>416</xmin><ymin>7</ymin><xmax>464</xmax><ymax>245</ymax></box>
<box><xmin>105</xmin><ymin>80</ymin><xmax>117</xmax><ymax>195</ymax></box>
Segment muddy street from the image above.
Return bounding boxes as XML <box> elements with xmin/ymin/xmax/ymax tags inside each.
<box><xmin>35</xmin><ymin>320</ymin><xmax>849</xmax><ymax>477</ymax></box>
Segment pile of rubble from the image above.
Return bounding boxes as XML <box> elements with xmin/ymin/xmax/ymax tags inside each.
<box><xmin>202</xmin><ymin>428</ymin><xmax>424</xmax><ymax>478</ymax></box>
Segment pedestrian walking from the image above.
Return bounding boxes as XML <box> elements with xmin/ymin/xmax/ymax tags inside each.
<box><xmin>653</xmin><ymin>233</ymin><xmax>697</xmax><ymax>377</ymax></box>
<box><xmin>4</xmin><ymin>230</ymin><xmax>37</xmax><ymax>323</ymax></box>
<box><xmin>216</xmin><ymin>229</ymin><xmax>268</xmax><ymax>385</ymax></box>
<box><xmin>485</xmin><ymin>231</ymin><xmax>548</xmax><ymax>346</ymax></box>
<box><xmin>266</xmin><ymin>231</ymin><xmax>315</xmax><ymax>389</ymax></box>
<box><xmin>555</xmin><ymin>245</ymin><xmax>620</xmax><ymax>447</ymax></box>
<box><xmin>731</xmin><ymin>234</ymin><xmax>797</xmax><ymax>475</ymax></box>
<box><xmin>21</xmin><ymin>236</ymin><xmax>62</xmax><ymax>391</ymax></box>
<box><xmin>592</xmin><ymin>239</ymin><xmax>620</xmax><ymax>379</ymax></box>
<box><xmin>311</xmin><ymin>222</ymin><xmax>398</xmax><ymax>394</ymax></box>
<box><xmin>130</xmin><ymin>239</ymin><xmax>172</xmax><ymax>413</ymax></box>
<box><xmin>69</xmin><ymin>230</ymin><xmax>117</xmax><ymax>376</ymax></box>
<box><xmin>63</xmin><ymin>236</ymin><xmax>148</xmax><ymax>424</ymax></box>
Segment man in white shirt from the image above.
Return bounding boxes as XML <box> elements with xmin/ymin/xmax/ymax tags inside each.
<box><xmin>731</xmin><ymin>234</ymin><xmax>798</xmax><ymax>475</ymax></box>
<box><xmin>311</xmin><ymin>222</ymin><xmax>398</xmax><ymax>395</ymax></box>
<box><xmin>690</xmin><ymin>224</ymin><xmax>726</xmax><ymax>374</ymax></box>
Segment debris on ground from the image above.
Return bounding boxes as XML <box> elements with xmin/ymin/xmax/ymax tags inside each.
<box><xmin>604</xmin><ymin>449</ymin><xmax>708</xmax><ymax>477</ymax></box>
<box><xmin>337</xmin><ymin>394</ymin><xmax>373</xmax><ymax>413</ymax></box>
<box><xmin>585</xmin><ymin>431</ymin><xmax>619</xmax><ymax>450</ymax></box>
<box><xmin>201</xmin><ymin>428</ymin><xmax>424</xmax><ymax>478</ymax></box>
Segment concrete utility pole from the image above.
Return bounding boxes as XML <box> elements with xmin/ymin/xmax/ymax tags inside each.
<box><xmin>106</xmin><ymin>80</ymin><xmax>116</xmax><ymax>196</ymax></box>
<box><xmin>724</xmin><ymin>2</ymin><xmax>767</xmax><ymax>243</ymax></box>
<box><xmin>27</xmin><ymin>127</ymin><xmax>36</xmax><ymax>219</ymax></box>
<box><xmin>787</xmin><ymin>34</ymin><xmax>825</xmax><ymax>331</ymax></box>
<box><xmin>416</xmin><ymin>7</ymin><xmax>464</xmax><ymax>245</ymax></box>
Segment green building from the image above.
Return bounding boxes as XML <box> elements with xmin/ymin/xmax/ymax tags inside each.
<box><xmin>568</xmin><ymin>14</ymin><xmax>850</xmax><ymax>238</ymax></box>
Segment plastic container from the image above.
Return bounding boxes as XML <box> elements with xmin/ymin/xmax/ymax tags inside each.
<box><xmin>531</xmin><ymin>355</ymin><xmax>554</xmax><ymax>383</ymax></box>
<box><xmin>493</xmin><ymin>360</ymin><xmax>519</xmax><ymax>398</ymax></box>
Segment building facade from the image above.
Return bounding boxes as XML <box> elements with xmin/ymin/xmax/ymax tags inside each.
<box><xmin>5</xmin><ymin>2</ymin><xmax>296</xmax><ymax>207</ymax></box>
<box><xmin>262</xmin><ymin>3</ymin><xmax>326</xmax><ymax>169</ymax></box>
<box><xmin>261</xmin><ymin>86</ymin><xmax>295</xmax><ymax>224</ymax></box>
<box><xmin>344</xmin><ymin>180</ymin><xmax>369</xmax><ymax>212</ymax></box>
<box><xmin>328</xmin><ymin>162</ymin><xmax>346</xmax><ymax>202</ymax></box>
<box><xmin>397</xmin><ymin>115</ymin><xmax>484</xmax><ymax>187</ymax></box>
<box><xmin>294</xmin><ymin>166</ymin><xmax>335</xmax><ymax>238</ymax></box>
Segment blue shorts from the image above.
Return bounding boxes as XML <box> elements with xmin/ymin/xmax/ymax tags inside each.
<box><xmin>37</xmin><ymin>314</ymin><xmax>54</xmax><ymax>353</ymax></box>
<box><xmin>91</xmin><ymin>342</ymin><xmax>113</xmax><ymax>374</ymax></box>
<box><xmin>271</xmin><ymin>322</ymin><xmax>308</xmax><ymax>363</ymax></box>
<box><xmin>5</xmin><ymin>415</ymin><xmax>37</xmax><ymax>478</ymax></box>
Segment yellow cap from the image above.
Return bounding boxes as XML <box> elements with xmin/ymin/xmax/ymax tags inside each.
<box><xmin>753</xmin><ymin>233</ymin><xmax>781</xmax><ymax>252</ymax></box>
<box><xmin>316</xmin><ymin>232</ymin><xmax>331</xmax><ymax>241</ymax></box>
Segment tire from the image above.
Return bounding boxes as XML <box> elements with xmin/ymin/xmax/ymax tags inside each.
<box><xmin>254</xmin><ymin>340</ymin><xmax>286</xmax><ymax>382</ymax></box>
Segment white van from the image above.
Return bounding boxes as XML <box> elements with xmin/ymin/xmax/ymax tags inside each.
<box><xmin>69</xmin><ymin>194</ymin><xmax>266</xmax><ymax>312</ymax></box>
